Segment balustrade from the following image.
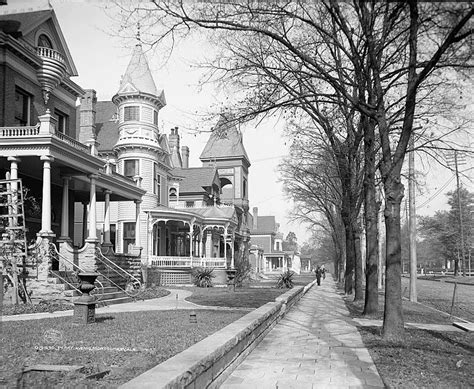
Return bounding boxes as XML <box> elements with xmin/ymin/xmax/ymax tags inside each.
<box><xmin>150</xmin><ymin>256</ymin><xmax>226</xmax><ymax>268</ymax></box>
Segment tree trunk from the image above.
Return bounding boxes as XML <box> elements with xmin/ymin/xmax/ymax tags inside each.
<box><xmin>354</xmin><ymin>229</ymin><xmax>363</xmax><ymax>301</ymax></box>
<box><xmin>382</xmin><ymin>181</ymin><xmax>405</xmax><ymax>340</ymax></box>
<box><xmin>344</xmin><ymin>221</ymin><xmax>356</xmax><ymax>294</ymax></box>
<box><xmin>363</xmin><ymin>119</ymin><xmax>379</xmax><ymax>314</ymax></box>
<box><xmin>454</xmin><ymin>249</ymin><xmax>459</xmax><ymax>276</ymax></box>
<box><xmin>364</xmin><ymin>195</ymin><xmax>379</xmax><ymax>314</ymax></box>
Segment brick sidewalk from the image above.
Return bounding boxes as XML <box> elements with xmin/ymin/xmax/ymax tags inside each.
<box><xmin>221</xmin><ymin>275</ymin><xmax>385</xmax><ymax>389</ymax></box>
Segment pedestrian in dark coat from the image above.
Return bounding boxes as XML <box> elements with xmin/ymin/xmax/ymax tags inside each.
<box><xmin>315</xmin><ymin>265</ymin><xmax>323</xmax><ymax>286</ymax></box>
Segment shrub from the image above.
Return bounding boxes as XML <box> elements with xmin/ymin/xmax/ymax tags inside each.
<box><xmin>192</xmin><ymin>267</ymin><xmax>215</xmax><ymax>288</ymax></box>
<box><xmin>235</xmin><ymin>260</ymin><xmax>252</xmax><ymax>287</ymax></box>
<box><xmin>276</xmin><ymin>270</ymin><xmax>295</xmax><ymax>289</ymax></box>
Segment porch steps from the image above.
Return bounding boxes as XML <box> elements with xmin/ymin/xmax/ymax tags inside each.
<box><xmin>63</xmin><ymin>285</ymin><xmax>134</xmax><ymax>306</ymax></box>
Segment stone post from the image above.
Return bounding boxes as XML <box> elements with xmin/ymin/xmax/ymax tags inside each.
<box><xmin>38</xmin><ymin>110</ymin><xmax>57</xmax><ymax>135</ymax></box>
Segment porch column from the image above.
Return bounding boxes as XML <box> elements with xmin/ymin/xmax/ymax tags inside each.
<box><xmin>39</xmin><ymin>156</ymin><xmax>54</xmax><ymax>235</ymax></box>
<box><xmin>135</xmin><ymin>200</ymin><xmax>141</xmax><ymax>247</ymax></box>
<box><xmin>223</xmin><ymin>226</ymin><xmax>228</xmax><ymax>261</ymax></box>
<box><xmin>231</xmin><ymin>232</ymin><xmax>235</xmax><ymax>269</ymax></box>
<box><xmin>103</xmin><ymin>189</ymin><xmax>112</xmax><ymax>245</ymax></box>
<box><xmin>59</xmin><ymin>176</ymin><xmax>71</xmax><ymax>240</ymax></box>
<box><xmin>82</xmin><ymin>201</ymin><xmax>88</xmax><ymax>244</ymax></box>
<box><xmin>87</xmin><ymin>174</ymin><xmax>98</xmax><ymax>241</ymax></box>
<box><xmin>8</xmin><ymin>157</ymin><xmax>20</xmax><ymax>226</ymax></box>
<box><xmin>199</xmin><ymin>230</ymin><xmax>204</xmax><ymax>258</ymax></box>
<box><xmin>189</xmin><ymin>223</ymin><xmax>194</xmax><ymax>266</ymax></box>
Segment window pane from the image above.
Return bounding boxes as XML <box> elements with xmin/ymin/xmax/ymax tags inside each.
<box><xmin>14</xmin><ymin>88</ymin><xmax>29</xmax><ymax>126</ymax></box>
<box><xmin>124</xmin><ymin>160</ymin><xmax>138</xmax><ymax>177</ymax></box>
<box><xmin>124</xmin><ymin>106</ymin><xmax>140</xmax><ymax>121</ymax></box>
<box><xmin>38</xmin><ymin>34</ymin><xmax>53</xmax><ymax>48</ymax></box>
<box><xmin>54</xmin><ymin>109</ymin><xmax>68</xmax><ymax>134</ymax></box>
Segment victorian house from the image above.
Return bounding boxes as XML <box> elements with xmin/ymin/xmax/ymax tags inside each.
<box><xmin>0</xmin><ymin>1</ymin><xmax>252</xmax><ymax>304</ymax></box>
<box><xmin>250</xmin><ymin>207</ymin><xmax>296</xmax><ymax>272</ymax></box>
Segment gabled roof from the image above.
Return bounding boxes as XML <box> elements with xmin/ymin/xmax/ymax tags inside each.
<box><xmin>116</xmin><ymin>43</ymin><xmax>163</xmax><ymax>99</ymax></box>
<box><xmin>199</xmin><ymin>115</ymin><xmax>251</xmax><ymax>166</ymax></box>
<box><xmin>171</xmin><ymin>167</ymin><xmax>218</xmax><ymax>194</ymax></box>
<box><xmin>251</xmin><ymin>216</ymin><xmax>277</xmax><ymax>235</ymax></box>
<box><xmin>0</xmin><ymin>1</ymin><xmax>78</xmax><ymax>76</ymax></box>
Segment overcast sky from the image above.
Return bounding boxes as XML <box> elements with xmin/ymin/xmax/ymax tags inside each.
<box><xmin>49</xmin><ymin>0</ymin><xmax>472</xmax><ymax>244</ymax></box>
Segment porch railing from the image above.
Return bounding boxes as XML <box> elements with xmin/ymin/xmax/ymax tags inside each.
<box><xmin>0</xmin><ymin>125</ymin><xmax>90</xmax><ymax>153</ymax></box>
<box><xmin>53</xmin><ymin>131</ymin><xmax>90</xmax><ymax>153</ymax></box>
<box><xmin>0</xmin><ymin>125</ymin><xmax>40</xmax><ymax>137</ymax></box>
<box><xmin>149</xmin><ymin>256</ymin><xmax>226</xmax><ymax>268</ymax></box>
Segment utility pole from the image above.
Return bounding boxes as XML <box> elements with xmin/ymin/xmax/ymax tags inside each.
<box><xmin>447</xmin><ymin>151</ymin><xmax>467</xmax><ymax>276</ymax></box>
<box><xmin>408</xmin><ymin>132</ymin><xmax>417</xmax><ymax>302</ymax></box>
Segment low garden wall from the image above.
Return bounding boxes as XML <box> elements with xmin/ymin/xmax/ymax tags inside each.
<box><xmin>120</xmin><ymin>280</ymin><xmax>316</xmax><ymax>388</ymax></box>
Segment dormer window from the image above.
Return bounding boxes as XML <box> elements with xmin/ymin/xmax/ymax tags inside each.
<box><xmin>38</xmin><ymin>34</ymin><xmax>53</xmax><ymax>48</ymax></box>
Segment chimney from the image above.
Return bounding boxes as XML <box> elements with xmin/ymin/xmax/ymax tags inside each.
<box><xmin>79</xmin><ymin>89</ymin><xmax>97</xmax><ymax>149</ymax></box>
<box><xmin>253</xmin><ymin>207</ymin><xmax>258</xmax><ymax>229</ymax></box>
<box><xmin>182</xmin><ymin>146</ymin><xmax>190</xmax><ymax>168</ymax></box>
<box><xmin>169</xmin><ymin>126</ymin><xmax>180</xmax><ymax>152</ymax></box>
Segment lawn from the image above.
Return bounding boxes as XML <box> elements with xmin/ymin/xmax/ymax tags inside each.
<box><xmin>0</xmin><ymin>309</ymin><xmax>246</xmax><ymax>388</ymax></box>
<box><xmin>1</xmin><ymin>287</ymin><xmax>170</xmax><ymax>316</ymax></box>
<box><xmin>359</xmin><ymin>326</ymin><xmax>473</xmax><ymax>388</ymax></box>
<box><xmin>401</xmin><ymin>276</ymin><xmax>474</xmax><ymax>322</ymax></box>
<box><xmin>184</xmin><ymin>286</ymin><xmax>288</xmax><ymax>308</ymax></box>
<box><xmin>344</xmin><ymin>280</ymin><xmax>474</xmax><ymax>388</ymax></box>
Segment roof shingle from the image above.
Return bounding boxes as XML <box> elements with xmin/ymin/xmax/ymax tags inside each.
<box><xmin>172</xmin><ymin>167</ymin><xmax>218</xmax><ymax>194</ymax></box>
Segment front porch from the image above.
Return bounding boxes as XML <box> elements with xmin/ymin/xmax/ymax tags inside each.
<box><xmin>0</xmin><ymin>114</ymin><xmax>147</xmax><ymax>303</ymax></box>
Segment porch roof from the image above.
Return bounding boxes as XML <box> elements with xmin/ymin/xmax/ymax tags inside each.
<box><xmin>144</xmin><ymin>205</ymin><xmax>238</xmax><ymax>228</ymax></box>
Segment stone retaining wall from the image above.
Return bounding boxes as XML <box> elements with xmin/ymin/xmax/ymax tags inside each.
<box><xmin>120</xmin><ymin>280</ymin><xmax>316</xmax><ymax>388</ymax></box>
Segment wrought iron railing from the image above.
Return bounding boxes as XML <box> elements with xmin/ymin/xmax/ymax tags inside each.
<box><xmin>95</xmin><ymin>247</ymin><xmax>143</xmax><ymax>298</ymax></box>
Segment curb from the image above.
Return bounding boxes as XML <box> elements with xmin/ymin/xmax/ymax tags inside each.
<box><xmin>120</xmin><ymin>280</ymin><xmax>317</xmax><ymax>388</ymax></box>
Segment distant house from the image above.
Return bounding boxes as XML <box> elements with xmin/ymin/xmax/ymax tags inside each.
<box><xmin>249</xmin><ymin>207</ymin><xmax>294</xmax><ymax>272</ymax></box>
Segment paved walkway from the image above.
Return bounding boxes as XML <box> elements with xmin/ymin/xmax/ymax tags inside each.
<box><xmin>1</xmin><ymin>289</ymin><xmax>250</xmax><ymax>322</ymax></box>
<box><xmin>221</xmin><ymin>275</ymin><xmax>385</xmax><ymax>389</ymax></box>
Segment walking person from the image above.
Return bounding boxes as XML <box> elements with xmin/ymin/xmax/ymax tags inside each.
<box><xmin>315</xmin><ymin>265</ymin><xmax>323</xmax><ymax>286</ymax></box>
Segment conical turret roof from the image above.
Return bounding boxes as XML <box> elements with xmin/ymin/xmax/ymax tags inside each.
<box><xmin>117</xmin><ymin>44</ymin><xmax>158</xmax><ymax>96</ymax></box>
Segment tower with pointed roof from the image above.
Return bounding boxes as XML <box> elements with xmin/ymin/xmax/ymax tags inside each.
<box><xmin>200</xmin><ymin>114</ymin><xmax>252</xmax><ymax>263</ymax></box>
<box><xmin>111</xmin><ymin>42</ymin><xmax>168</xmax><ymax>252</ymax></box>
<box><xmin>200</xmin><ymin>115</ymin><xmax>251</xmax><ymax>212</ymax></box>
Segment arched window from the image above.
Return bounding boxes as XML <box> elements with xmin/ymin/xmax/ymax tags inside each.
<box><xmin>38</xmin><ymin>34</ymin><xmax>53</xmax><ymax>48</ymax></box>
<box><xmin>169</xmin><ymin>187</ymin><xmax>177</xmax><ymax>203</ymax></box>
